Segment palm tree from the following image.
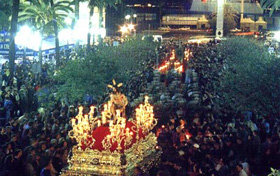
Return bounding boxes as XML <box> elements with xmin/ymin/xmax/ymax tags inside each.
<box><xmin>261</xmin><ymin>0</ymin><xmax>280</xmax><ymax>16</ymax></box>
<box><xmin>9</xmin><ymin>0</ymin><xmax>20</xmax><ymax>79</ymax></box>
<box><xmin>19</xmin><ymin>0</ymin><xmax>72</xmax><ymax>70</ymax></box>
<box><xmin>50</xmin><ymin>0</ymin><xmax>72</xmax><ymax>67</ymax></box>
<box><xmin>0</xmin><ymin>0</ymin><xmax>12</xmax><ymax>31</ymax></box>
<box><xmin>71</xmin><ymin>0</ymin><xmax>87</xmax><ymax>27</ymax></box>
<box><xmin>87</xmin><ymin>0</ymin><xmax>121</xmax><ymax>50</ymax></box>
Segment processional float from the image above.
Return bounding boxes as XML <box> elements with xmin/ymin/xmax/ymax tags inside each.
<box><xmin>61</xmin><ymin>80</ymin><xmax>161</xmax><ymax>176</ymax></box>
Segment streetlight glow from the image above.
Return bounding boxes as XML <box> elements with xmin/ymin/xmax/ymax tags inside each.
<box><xmin>120</xmin><ymin>25</ymin><xmax>128</xmax><ymax>34</ymax></box>
<box><xmin>274</xmin><ymin>31</ymin><xmax>280</xmax><ymax>42</ymax></box>
<box><xmin>125</xmin><ymin>15</ymin><xmax>131</xmax><ymax>20</ymax></box>
<box><xmin>59</xmin><ymin>29</ymin><xmax>73</xmax><ymax>43</ymax></box>
<box><xmin>15</xmin><ymin>25</ymin><xmax>42</xmax><ymax>51</ymax></box>
<box><xmin>128</xmin><ymin>24</ymin><xmax>135</xmax><ymax>31</ymax></box>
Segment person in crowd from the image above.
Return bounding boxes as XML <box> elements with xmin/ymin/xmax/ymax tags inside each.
<box><xmin>236</xmin><ymin>163</ymin><xmax>248</xmax><ymax>176</ymax></box>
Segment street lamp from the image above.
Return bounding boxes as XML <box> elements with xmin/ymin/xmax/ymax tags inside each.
<box><xmin>216</xmin><ymin>0</ymin><xmax>225</xmax><ymax>38</ymax></box>
<box><xmin>125</xmin><ymin>15</ymin><xmax>131</xmax><ymax>20</ymax></box>
<box><xmin>15</xmin><ymin>25</ymin><xmax>33</xmax><ymax>62</ymax></box>
<box><xmin>120</xmin><ymin>25</ymin><xmax>128</xmax><ymax>37</ymax></box>
<box><xmin>127</xmin><ymin>24</ymin><xmax>135</xmax><ymax>31</ymax></box>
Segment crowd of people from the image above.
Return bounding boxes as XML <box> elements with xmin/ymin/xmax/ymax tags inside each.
<box><xmin>0</xmin><ymin>101</ymin><xmax>75</xmax><ymax>176</ymax></box>
<box><xmin>154</xmin><ymin>112</ymin><xmax>280</xmax><ymax>176</ymax></box>
<box><xmin>0</xmin><ymin>39</ymin><xmax>279</xmax><ymax>176</ymax></box>
<box><xmin>0</xmin><ymin>60</ymin><xmax>74</xmax><ymax>176</ymax></box>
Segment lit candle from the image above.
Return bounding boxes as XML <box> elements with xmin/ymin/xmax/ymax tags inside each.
<box><xmin>77</xmin><ymin>115</ymin><xmax>81</xmax><ymax>124</ymax></box>
<box><xmin>102</xmin><ymin>112</ymin><xmax>106</xmax><ymax>124</ymax></box>
<box><xmin>116</xmin><ymin>110</ymin><xmax>120</xmax><ymax>117</ymax></box>
<box><xmin>78</xmin><ymin>106</ymin><xmax>83</xmax><ymax>115</ymax></box>
<box><xmin>126</xmin><ymin>128</ymin><xmax>130</xmax><ymax>137</ymax></box>
<box><xmin>71</xmin><ymin>118</ymin><xmax>76</xmax><ymax>126</ymax></box>
<box><xmin>97</xmin><ymin>120</ymin><xmax>101</xmax><ymax>127</ymax></box>
<box><xmin>108</xmin><ymin>101</ymin><xmax>112</xmax><ymax>110</ymax></box>
<box><xmin>89</xmin><ymin>106</ymin><xmax>95</xmax><ymax>119</ymax></box>
<box><xmin>84</xmin><ymin>114</ymin><xmax>89</xmax><ymax>122</ymax></box>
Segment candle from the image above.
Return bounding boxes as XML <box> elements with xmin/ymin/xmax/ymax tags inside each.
<box><xmin>71</xmin><ymin>118</ymin><xmax>76</xmax><ymax>126</ymax></box>
<box><xmin>116</xmin><ymin>110</ymin><xmax>120</xmax><ymax>117</ymax></box>
<box><xmin>102</xmin><ymin>112</ymin><xmax>106</xmax><ymax>124</ymax></box>
<box><xmin>78</xmin><ymin>106</ymin><xmax>83</xmax><ymax>115</ymax></box>
<box><xmin>108</xmin><ymin>101</ymin><xmax>112</xmax><ymax>110</ymax></box>
<box><xmin>84</xmin><ymin>114</ymin><xmax>89</xmax><ymax>122</ymax></box>
<box><xmin>89</xmin><ymin>106</ymin><xmax>95</xmax><ymax>119</ymax></box>
<box><xmin>77</xmin><ymin>115</ymin><xmax>81</xmax><ymax>124</ymax></box>
<box><xmin>97</xmin><ymin>120</ymin><xmax>101</xmax><ymax>127</ymax></box>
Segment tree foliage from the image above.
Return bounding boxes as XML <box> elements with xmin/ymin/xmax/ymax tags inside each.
<box><xmin>261</xmin><ymin>0</ymin><xmax>280</xmax><ymax>16</ymax></box>
<box><xmin>44</xmin><ymin>37</ymin><xmax>157</xmax><ymax>105</ymax></box>
<box><xmin>19</xmin><ymin>0</ymin><xmax>72</xmax><ymax>35</ymax></box>
<box><xmin>215</xmin><ymin>37</ymin><xmax>280</xmax><ymax>116</ymax></box>
<box><xmin>0</xmin><ymin>0</ymin><xmax>12</xmax><ymax>31</ymax></box>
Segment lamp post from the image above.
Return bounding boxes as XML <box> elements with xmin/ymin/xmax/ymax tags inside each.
<box><xmin>15</xmin><ymin>25</ymin><xmax>32</xmax><ymax>65</ymax></box>
<box><xmin>133</xmin><ymin>14</ymin><xmax>137</xmax><ymax>24</ymax></box>
<box><xmin>125</xmin><ymin>15</ymin><xmax>131</xmax><ymax>22</ymax></box>
<box><xmin>120</xmin><ymin>25</ymin><xmax>128</xmax><ymax>38</ymax></box>
<box><xmin>216</xmin><ymin>0</ymin><xmax>225</xmax><ymax>38</ymax></box>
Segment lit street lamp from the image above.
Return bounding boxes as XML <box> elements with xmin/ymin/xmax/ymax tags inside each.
<box><xmin>15</xmin><ymin>25</ymin><xmax>41</xmax><ymax>63</ymax></box>
<box><xmin>120</xmin><ymin>23</ymin><xmax>136</xmax><ymax>37</ymax></box>
<box><xmin>120</xmin><ymin>25</ymin><xmax>128</xmax><ymax>37</ymax></box>
<box><xmin>125</xmin><ymin>15</ymin><xmax>131</xmax><ymax>21</ymax></box>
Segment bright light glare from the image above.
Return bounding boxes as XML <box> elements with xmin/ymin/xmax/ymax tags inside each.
<box><xmin>120</xmin><ymin>26</ymin><xmax>128</xmax><ymax>34</ymax></box>
<box><xmin>15</xmin><ymin>25</ymin><xmax>32</xmax><ymax>47</ymax></box>
<box><xmin>125</xmin><ymin>15</ymin><xmax>131</xmax><ymax>20</ymax></box>
<box><xmin>73</xmin><ymin>19</ymin><xmax>89</xmax><ymax>43</ymax></box>
<box><xmin>98</xmin><ymin>28</ymin><xmax>106</xmax><ymax>38</ymax></box>
<box><xmin>15</xmin><ymin>25</ymin><xmax>42</xmax><ymax>51</ymax></box>
<box><xmin>32</xmin><ymin>31</ymin><xmax>42</xmax><ymax>50</ymax></box>
<box><xmin>133</xmin><ymin>14</ymin><xmax>137</xmax><ymax>18</ymax></box>
<box><xmin>59</xmin><ymin>29</ymin><xmax>73</xmax><ymax>43</ymax></box>
<box><xmin>128</xmin><ymin>24</ymin><xmax>135</xmax><ymax>31</ymax></box>
<box><xmin>274</xmin><ymin>31</ymin><xmax>280</xmax><ymax>42</ymax></box>
<box><xmin>65</xmin><ymin>17</ymin><xmax>73</xmax><ymax>25</ymax></box>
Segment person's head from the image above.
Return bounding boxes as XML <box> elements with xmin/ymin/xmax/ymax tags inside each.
<box><xmin>134</xmin><ymin>167</ymin><xmax>142</xmax><ymax>175</ymax></box>
<box><xmin>236</xmin><ymin>163</ymin><xmax>243</xmax><ymax>172</ymax></box>
<box><xmin>14</xmin><ymin>149</ymin><xmax>22</xmax><ymax>158</ymax></box>
<box><xmin>156</xmin><ymin>170</ymin><xmax>171</xmax><ymax>176</ymax></box>
<box><xmin>41</xmin><ymin>142</ymin><xmax>47</xmax><ymax>151</ymax></box>
<box><xmin>236</xmin><ymin>138</ymin><xmax>243</xmax><ymax>144</ymax></box>
<box><xmin>43</xmin><ymin>157</ymin><xmax>53</xmax><ymax>170</ymax></box>
<box><xmin>11</xmin><ymin>134</ymin><xmax>17</xmax><ymax>142</ymax></box>
<box><xmin>253</xmin><ymin>130</ymin><xmax>258</xmax><ymax>136</ymax></box>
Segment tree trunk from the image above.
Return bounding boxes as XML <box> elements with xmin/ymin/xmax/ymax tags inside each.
<box><xmin>98</xmin><ymin>6</ymin><xmax>103</xmax><ymax>44</ymax></box>
<box><xmin>39</xmin><ymin>39</ymin><xmax>43</xmax><ymax>73</ymax></box>
<box><xmin>8</xmin><ymin>0</ymin><xmax>20</xmax><ymax>80</ymax></box>
<box><xmin>73</xmin><ymin>0</ymin><xmax>80</xmax><ymax>49</ymax></box>
<box><xmin>72</xmin><ymin>0</ymin><xmax>80</xmax><ymax>28</ymax></box>
<box><xmin>87</xmin><ymin>7</ymin><xmax>94</xmax><ymax>52</ymax></box>
<box><xmin>50</xmin><ymin>0</ymin><xmax>60</xmax><ymax>68</ymax></box>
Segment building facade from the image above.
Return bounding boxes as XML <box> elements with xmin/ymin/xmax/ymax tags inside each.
<box><xmin>124</xmin><ymin>0</ymin><xmax>267</xmax><ymax>32</ymax></box>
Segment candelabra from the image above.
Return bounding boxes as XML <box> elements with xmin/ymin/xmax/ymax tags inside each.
<box><xmin>102</xmin><ymin>110</ymin><xmax>133</xmax><ymax>151</ymax></box>
<box><xmin>69</xmin><ymin>106</ymin><xmax>95</xmax><ymax>149</ymax></box>
<box><xmin>135</xmin><ymin>96</ymin><xmax>157</xmax><ymax>134</ymax></box>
